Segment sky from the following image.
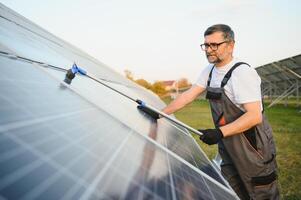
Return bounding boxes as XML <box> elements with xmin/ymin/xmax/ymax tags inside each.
<box><xmin>1</xmin><ymin>0</ymin><xmax>300</xmax><ymax>83</ymax></box>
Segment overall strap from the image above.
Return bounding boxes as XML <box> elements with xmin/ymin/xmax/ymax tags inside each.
<box><xmin>219</xmin><ymin>62</ymin><xmax>265</xmax><ymax>112</ymax></box>
<box><xmin>221</xmin><ymin>62</ymin><xmax>250</xmax><ymax>88</ymax></box>
<box><xmin>207</xmin><ymin>65</ymin><xmax>215</xmax><ymax>87</ymax></box>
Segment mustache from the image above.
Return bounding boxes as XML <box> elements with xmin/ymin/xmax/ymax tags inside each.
<box><xmin>206</xmin><ymin>54</ymin><xmax>216</xmax><ymax>57</ymax></box>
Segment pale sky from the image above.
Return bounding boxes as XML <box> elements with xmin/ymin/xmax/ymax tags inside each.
<box><xmin>1</xmin><ymin>0</ymin><xmax>300</xmax><ymax>83</ymax></box>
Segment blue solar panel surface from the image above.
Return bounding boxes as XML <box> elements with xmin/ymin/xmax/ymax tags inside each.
<box><xmin>0</xmin><ymin>3</ymin><xmax>239</xmax><ymax>200</ymax></box>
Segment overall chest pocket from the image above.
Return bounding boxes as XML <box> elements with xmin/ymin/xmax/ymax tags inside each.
<box><xmin>206</xmin><ymin>89</ymin><xmax>223</xmax><ymax>100</ymax></box>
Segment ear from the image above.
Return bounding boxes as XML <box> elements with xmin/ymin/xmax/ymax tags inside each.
<box><xmin>227</xmin><ymin>41</ymin><xmax>235</xmax><ymax>52</ymax></box>
<box><xmin>229</xmin><ymin>41</ymin><xmax>235</xmax><ymax>48</ymax></box>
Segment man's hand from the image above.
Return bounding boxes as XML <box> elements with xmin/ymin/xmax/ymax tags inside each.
<box><xmin>198</xmin><ymin>128</ymin><xmax>224</xmax><ymax>145</ymax></box>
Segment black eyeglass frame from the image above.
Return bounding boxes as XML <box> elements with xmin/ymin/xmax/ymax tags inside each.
<box><xmin>200</xmin><ymin>41</ymin><xmax>229</xmax><ymax>51</ymax></box>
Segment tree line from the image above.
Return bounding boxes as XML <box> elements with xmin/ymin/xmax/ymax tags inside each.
<box><xmin>124</xmin><ymin>70</ymin><xmax>191</xmax><ymax>98</ymax></box>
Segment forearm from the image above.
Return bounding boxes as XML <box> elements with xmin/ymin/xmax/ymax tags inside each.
<box><xmin>220</xmin><ymin>110</ymin><xmax>262</xmax><ymax>137</ymax></box>
<box><xmin>162</xmin><ymin>93</ymin><xmax>194</xmax><ymax>114</ymax></box>
<box><xmin>162</xmin><ymin>85</ymin><xmax>205</xmax><ymax>115</ymax></box>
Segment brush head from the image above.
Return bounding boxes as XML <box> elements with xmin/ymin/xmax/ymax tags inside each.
<box><xmin>64</xmin><ymin>68</ymin><xmax>76</xmax><ymax>84</ymax></box>
<box><xmin>137</xmin><ymin>105</ymin><xmax>160</xmax><ymax>120</ymax></box>
<box><xmin>63</xmin><ymin>63</ymin><xmax>87</xmax><ymax>84</ymax></box>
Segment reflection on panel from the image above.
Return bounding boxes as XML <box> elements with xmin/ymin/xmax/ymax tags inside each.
<box><xmin>86</xmin><ymin>123</ymin><xmax>237</xmax><ymax>200</ymax></box>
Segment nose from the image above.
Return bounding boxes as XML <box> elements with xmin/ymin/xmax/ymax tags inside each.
<box><xmin>205</xmin><ymin>46</ymin><xmax>213</xmax><ymax>53</ymax></box>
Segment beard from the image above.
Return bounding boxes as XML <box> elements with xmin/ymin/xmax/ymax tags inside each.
<box><xmin>206</xmin><ymin>54</ymin><xmax>222</xmax><ymax>64</ymax></box>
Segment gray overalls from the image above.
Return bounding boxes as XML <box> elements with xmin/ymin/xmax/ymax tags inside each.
<box><xmin>206</xmin><ymin>62</ymin><xmax>279</xmax><ymax>200</ymax></box>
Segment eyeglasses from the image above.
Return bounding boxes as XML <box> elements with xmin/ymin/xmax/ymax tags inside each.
<box><xmin>200</xmin><ymin>41</ymin><xmax>229</xmax><ymax>51</ymax></box>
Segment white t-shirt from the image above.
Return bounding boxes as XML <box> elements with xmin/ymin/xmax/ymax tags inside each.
<box><xmin>195</xmin><ymin>58</ymin><xmax>262</xmax><ymax>111</ymax></box>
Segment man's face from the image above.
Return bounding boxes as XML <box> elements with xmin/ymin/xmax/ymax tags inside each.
<box><xmin>203</xmin><ymin>31</ymin><xmax>234</xmax><ymax>65</ymax></box>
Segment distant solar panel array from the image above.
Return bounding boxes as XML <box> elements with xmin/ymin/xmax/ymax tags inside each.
<box><xmin>0</xmin><ymin>3</ymin><xmax>238</xmax><ymax>200</ymax></box>
<box><xmin>256</xmin><ymin>54</ymin><xmax>301</xmax><ymax>107</ymax></box>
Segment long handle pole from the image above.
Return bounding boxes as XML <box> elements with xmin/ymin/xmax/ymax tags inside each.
<box><xmin>66</xmin><ymin>64</ymin><xmax>203</xmax><ymax>137</ymax></box>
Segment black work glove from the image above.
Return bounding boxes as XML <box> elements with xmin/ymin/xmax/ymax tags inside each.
<box><xmin>198</xmin><ymin>128</ymin><xmax>224</xmax><ymax>145</ymax></box>
<box><xmin>137</xmin><ymin>105</ymin><xmax>160</xmax><ymax>120</ymax></box>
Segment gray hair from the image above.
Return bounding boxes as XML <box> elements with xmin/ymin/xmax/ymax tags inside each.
<box><xmin>204</xmin><ymin>24</ymin><xmax>235</xmax><ymax>41</ymax></box>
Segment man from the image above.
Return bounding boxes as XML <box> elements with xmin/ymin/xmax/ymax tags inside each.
<box><xmin>160</xmin><ymin>24</ymin><xmax>279</xmax><ymax>199</ymax></box>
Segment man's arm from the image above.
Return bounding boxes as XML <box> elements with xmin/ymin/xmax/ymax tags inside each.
<box><xmin>199</xmin><ymin>101</ymin><xmax>262</xmax><ymax>145</ymax></box>
<box><xmin>220</xmin><ymin>101</ymin><xmax>262</xmax><ymax>137</ymax></box>
<box><xmin>162</xmin><ymin>85</ymin><xmax>206</xmax><ymax>115</ymax></box>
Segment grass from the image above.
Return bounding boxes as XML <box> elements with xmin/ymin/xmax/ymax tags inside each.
<box><xmin>162</xmin><ymin>97</ymin><xmax>301</xmax><ymax>200</ymax></box>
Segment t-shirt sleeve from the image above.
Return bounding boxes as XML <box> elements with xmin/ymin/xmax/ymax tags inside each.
<box><xmin>231</xmin><ymin>65</ymin><xmax>262</xmax><ymax>104</ymax></box>
<box><xmin>195</xmin><ymin>64</ymin><xmax>213</xmax><ymax>88</ymax></box>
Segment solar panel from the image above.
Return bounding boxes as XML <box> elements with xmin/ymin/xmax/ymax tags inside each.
<box><xmin>0</xmin><ymin>2</ymin><xmax>239</xmax><ymax>199</ymax></box>
<box><xmin>256</xmin><ymin>54</ymin><xmax>301</xmax><ymax>83</ymax></box>
<box><xmin>255</xmin><ymin>54</ymin><xmax>301</xmax><ymax>107</ymax></box>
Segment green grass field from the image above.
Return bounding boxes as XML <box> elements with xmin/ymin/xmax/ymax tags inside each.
<box><xmin>162</xmin><ymin>97</ymin><xmax>301</xmax><ymax>200</ymax></box>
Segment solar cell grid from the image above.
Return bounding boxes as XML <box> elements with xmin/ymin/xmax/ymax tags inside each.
<box><xmin>0</xmin><ymin>3</ymin><xmax>241</xmax><ymax>199</ymax></box>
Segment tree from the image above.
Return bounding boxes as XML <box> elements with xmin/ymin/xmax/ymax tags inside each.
<box><xmin>135</xmin><ymin>79</ymin><xmax>152</xmax><ymax>90</ymax></box>
<box><xmin>151</xmin><ymin>81</ymin><xmax>167</xmax><ymax>97</ymax></box>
